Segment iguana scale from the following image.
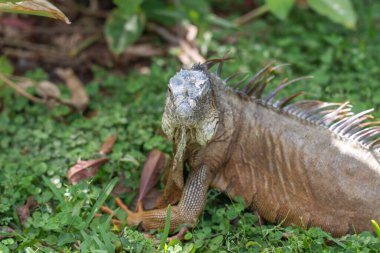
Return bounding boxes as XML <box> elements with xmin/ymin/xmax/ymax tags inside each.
<box><xmin>119</xmin><ymin>59</ymin><xmax>380</xmax><ymax>237</ymax></box>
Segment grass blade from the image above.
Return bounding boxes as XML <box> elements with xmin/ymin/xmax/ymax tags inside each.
<box><xmin>159</xmin><ymin>204</ymin><xmax>171</xmax><ymax>251</ymax></box>
<box><xmin>42</xmin><ymin>176</ymin><xmax>65</xmax><ymax>206</ymax></box>
<box><xmin>371</xmin><ymin>220</ymin><xmax>380</xmax><ymax>239</ymax></box>
<box><xmin>85</xmin><ymin>177</ymin><xmax>118</xmax><ymax>227</ymax></box>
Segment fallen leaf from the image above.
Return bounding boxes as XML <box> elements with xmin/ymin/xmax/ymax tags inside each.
<box><xmin>16</xmin><ymin>196</ymin><xmax>38</xmax><ymax>225</ymax></box>
<box><xmin>142</xmin><ymin>187</ymin><xmax>162</xmax><ymax>210</ymax></box>
<box><xmin>37</xmin><ymin>80</ymin><xmax>61</xmax><ymax>99</ymax></box>
<box><xmin>138</xmin><ymin>150</ymin><xmax>167</xmax><ymax>202</ymax></box>
<box><xmin>17</xmin><ymin>78</ymin><xmax>60</xmax><ymax>99</ymax></box>
<box><xmin>55</xmin><ymin>68</ymin><xmax>89</xmax><ymax>111</ymax></box>
<box><xmin>67</xmin><ymin>157</ymin><xmax>109</xmax><ymax>184</ymax></box>
<box><xmin>0</xmin><ymin>0</ymin><xmax>71</xmax><ymax>24</ymax></box>
<box><xmin>84</xmin><ymin>110</ymin><xmax>98</xmax><ymax>119</ymax></box>
<box><xmin>0</xmin><ymin>226</ymin><xmax>14</xmax><ymax>239</ymax></box>
<box><xmin>99</xmin><ymin>134</ymin><xmax>118</xmax><ymax>155</ymax></box>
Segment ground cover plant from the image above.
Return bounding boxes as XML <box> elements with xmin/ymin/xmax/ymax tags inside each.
<box><xmin>1</xmin><ymin>0</ymin><xmax>380</xmax><ymax>252</ymax></box>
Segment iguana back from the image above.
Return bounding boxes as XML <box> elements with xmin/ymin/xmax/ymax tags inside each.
<box><xmin>209</xmin><ymin>88</ymin><xmax>380</xmax><ymax>236</ymax></box>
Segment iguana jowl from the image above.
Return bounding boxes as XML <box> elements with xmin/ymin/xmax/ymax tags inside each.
<box><xmin>122</xmin><ymin>59</ymin><xmax>380</xmax><ymax>237</ymax></box>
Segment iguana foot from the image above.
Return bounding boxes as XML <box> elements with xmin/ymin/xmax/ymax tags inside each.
<box><xmin>97</xmin><ymin>197</ymin><xmax>144</xmax><ymax>227</ymax></box>
<box><xmin>167</xmin><ymin>227</ymin><xmax>188</xmax><ymax>241</ymax></box>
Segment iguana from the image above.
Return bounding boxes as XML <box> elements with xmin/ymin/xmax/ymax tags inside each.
<box><xmin>107</xmin><ymin>58</ymin><xmax>380</xmax><ymax>237</ymax></box>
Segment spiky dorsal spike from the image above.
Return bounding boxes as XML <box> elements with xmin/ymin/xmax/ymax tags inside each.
<box><xmin>250</xmin><ymin>78</ymin><xmax>273</xmax><ymax>98</ymax></box>
<box><xmin>264</xmin><ymin>76</ymin><xmax>313</xmax><ymax>104</ymax></box>
<box><xmin>302</xmin><ymin>102</ymin><xmax>343</xmax><ymax>121</ymax></box>
<box><xmin>342</xmin><ymin>115</ymin><xmax>374</xmax><ymax>137</ymax></box>
<box><xmin>304</xmin><ymin>102</ymin><xmax>349</xmax><ymax>119</ymax></box>
<box><xmin>318</xmin><ymin>101</ymin><xmax>351</xmax><ymax>126</ymax></box>
<box><xmin>333</xmin><ymin>109</ymin><xmax>375</xmax><ymax>134</ymax></box>
<box><xmin>241</xmin><ymin>63</ymin><xmax>273</xmax><ymax>94</ymax></box>
<box><xmin>350</xmin><ymin>126</ymin><xmax>380</xmax><ymax>141</ymax></box>
<box><xmin>360</xmin><ymin>121</ymin><xmax>380</xmax><ymax>128</ymax></box>
<box><xmin>224</xmin><ymin>72</ymin><xmax>243</xmax><ymax>83</ymax></box>
<box><xmin>330</xmin><ymin>108</ymin><xmax>374</xmax><ymax>133</ymax></box>
<box><xmin>216</xmin><ymin>61</ymin><xmax>224</xmax><ymax>77</ymax></box>
<box><xmin>275</xmin><ymin>91</ymin><xmax>305</xmax><ymax>108</ymax></box>
<box><xmin>203</xmin><ymin>56</ymin><xmax>233</xmax><ymax>71</ymax></box>
<box><xmin>284</xmin><ymin>100</ymin><xmax>322</xmax><ymax>114</ymax></box>
<box><xmin>232</xmin><ymin>74</ymin><xmax>250</xmax><ymax>89</ymax></box>
<box><xmin>368</xmin><ymin>137</ymin><xmax>380</xmax><ymax>148</ymax></box>
<box><xmin>337</xmin><ymin>112</ymin><xmax>375</xmax><ymax>135</ymax></box>
<box><xmin>357</xmin><ymin>128</ymin><xmax>380</xmax><ymax>143</ymax></box>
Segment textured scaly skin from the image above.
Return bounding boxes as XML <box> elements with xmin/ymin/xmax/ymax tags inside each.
<box><xmin>128</xmin><ymin>63</ymin><xmax>380</xmax><ymax>236</ymax></box>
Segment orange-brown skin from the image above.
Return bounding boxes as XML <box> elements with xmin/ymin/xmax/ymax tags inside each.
<box><xmin>125</xmin><ymin>65</ymin><xmax>380</xmax><ymax>236</ymax></box>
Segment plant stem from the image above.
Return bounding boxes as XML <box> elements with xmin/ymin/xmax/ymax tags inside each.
<box><xmin>235</xmin><ymin>5</ymin><xmax>270</xmax><ymax>26</ymax></box>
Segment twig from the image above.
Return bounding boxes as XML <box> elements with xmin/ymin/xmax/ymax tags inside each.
<box><xmin>234</xmin><ymin>5</ymin><xmax>270</xmax><ymax>26</ymax></box>
<box><xmin>69</xmin><ymin>32</ymin><xmax>102</xmax><ymax>57</ymax></box>
<box><xmin>0</xmin><ymin>72</ymin><xmax>79</xmax><ymax>110</ymax></box>
<box><xmin>0</xmin><ymin>72</ymin><xmax>45</xmax><ymax>104</ymax></box>
<box><xmin>147</xmin><ymin>23</ymin><xmax>178</xmax><ymax>44</ymax></box>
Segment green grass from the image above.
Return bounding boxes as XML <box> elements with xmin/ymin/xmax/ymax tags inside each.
<box><xmin>1</xmin><ymin>2</ymin><xmax>380</xmax><ymax>252</ymax></box>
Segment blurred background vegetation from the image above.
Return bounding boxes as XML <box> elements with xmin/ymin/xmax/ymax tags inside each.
<box><xmin>1</xmin><ymin>0</ymin><xmax>380</xmax><ymax>252</ymax></box>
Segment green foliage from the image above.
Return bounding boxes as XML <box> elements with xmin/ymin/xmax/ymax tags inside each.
<box><xmin>104</xmin><ymin>0</ymin><xmax>359</xmax><ymax>55</ymax></box>
<box><xmin>265</xmin><ymin>0</ymin><xmax>295</xmax><ymax>20</ymax></box>
<box><xmin>122</xmin><ymin>227</ymin><xmax>154</xmax><ymax>252</ymax></box>
<box><xmin>104</xmin><ymin>0</ymin><xmax>235</xmax><ymax>54</ymax></box>
<box><xmin>0</xmin><ymin>56</ymin><xmax>13</xmax><ymax>77</ymax></box>
<box><xmin>0</xmin><ymin>59</ymin><xmax>173</xmax><ymax>251</ymax></box>
<box><xmin>263</xmin><ymin>0</ymin><xmax>356</xmax><ymax>29</ymax></box>
<box><xmin>105</xmin><ymin>0</ymin><xmax>145</xmax><ymax>54</ymax></box>
<box><xmin>308</xmin><ymin>0</ymin><xmax>357</xmax><ymax>29</ymax></box>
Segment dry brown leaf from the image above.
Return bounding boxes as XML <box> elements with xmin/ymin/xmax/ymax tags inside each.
<box><xmin>67</xmin><ymin>157</ymin><xmax>109</xmax><ymax>184</ymax></box>
<box><xmin>18</xmin><ymin>78</ymin><xmax>60</xmax><ymax>99</ymax></box>
<box><xmin>16</xmin><ymin>196</ymin><xmax>38</xmax><ymax>225</ymax></box>
<box><xmin>55</xmin><ymin>68</ymin><xmax>89</xmax><ymax>111</ymax></box>
<box><xmin>142</xmin><ymin>187</ymin><xmax>162</xmax><ymax>210</ymax></box>
<box><xmin>138</xmin><ymin>150</ymin><xmax>167</xmax><ymax>202</ymax></box>
<box><xmin>0</xmin><ymin>0</ymin><xmax>71</xmax><ymax>24</ymax></box>
<box><xmin>37</xmin><ymin>80</ymin><xmax>61</xmax><ymax>99</ymax></box>
<box><xmin>99</xmin><ymin>134</ymin><xmax>118</xmax><ymax>155</ymax></box>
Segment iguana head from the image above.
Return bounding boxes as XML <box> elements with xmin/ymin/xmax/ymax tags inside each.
<box><xmin>162</xmin><ymin>64</ymin><xmax>219</xmax><ymax>145</ymax></box>
<box><xmin>166</xmin><ymin>67</ymin><xmax>212</xmax><ymax>124</ymax></box>
<box><xmin>162</xmin><ymin>63</ymin><xmax>220</xmax><ymax>189</ymax></box>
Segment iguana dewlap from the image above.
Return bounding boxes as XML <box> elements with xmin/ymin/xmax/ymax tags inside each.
<box><xmin>126</xmin><ymin>59</ymin><xmax>380</xmax><ymax>237</ymax></box>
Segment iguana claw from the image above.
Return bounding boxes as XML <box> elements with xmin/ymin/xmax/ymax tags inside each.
<box><xmin>97</xmin><ymin>197</ymin><xmax>144</xmax><ymax>227</ymax></box>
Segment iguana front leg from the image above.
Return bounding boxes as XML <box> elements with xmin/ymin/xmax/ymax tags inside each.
<box><xmin>119</xmin><ymin>165</ymin><xmax>211</xmax><ymax>232</ymax></box>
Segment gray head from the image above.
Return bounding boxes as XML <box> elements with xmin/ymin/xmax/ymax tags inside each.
<box><xmin>164</xmin><ymin>65</ymin><xmax>214</xmax><ymax>127</ymax></box>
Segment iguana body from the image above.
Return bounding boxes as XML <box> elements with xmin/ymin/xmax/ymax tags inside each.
<box><xmin>124</xmin><ymin>60</ymin><xmax>380</xmax><ymax>237</ymax></box>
